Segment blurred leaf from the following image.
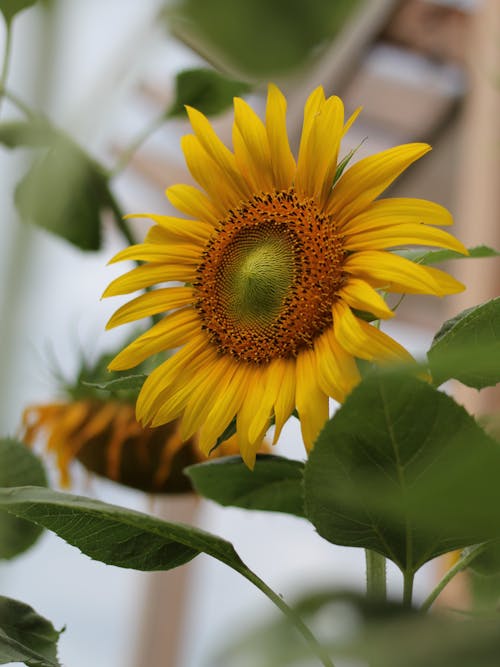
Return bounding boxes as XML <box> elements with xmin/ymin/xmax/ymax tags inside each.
<box><xmin>82</xmin><ymin>373</ymin><xmax>147</xmax><ymax>394</ymax></box>
<box><xmin>0</xmin><ymin>439</ymin><xmax>47</xmax><ymax>560</ymax></box>
<box><xmin>167</xmin><ymin>68</ymin><xmax>251</xmax><ymax>117</ymax></box>
<box><xmin>0</xmin><ymin>120</ymin><xmax>57</xmax><ymax>149</ymax></box>
<box><xmin>0</xmin><ymin>0</ymin><xmax>37</xmax><ymax>23</ymax></box>
<box><xmin>0</xmin><ymin>486</ymin><xmax>246</xmax><ymax>571</ymax></box>
<box><xmin>14</xmin><ymin>133</ymin><xmax>111</xmax><ymax>251</ymax></box>
<box><xmin>399</xmin><ymin>245</ymin><xmax>499</xmax><ymax>266</ymax></box>
<box><xmin>167</xmin><ymin>0</ymin><xmax>361</xmax><ymax>78</ymax></box>
<box><xmin>304</xmin><ymin>373</ymin><xmax>500</xmax><ymax>573</ymax></box>
<box><xmin>187</xmin><ymin>455</ymin><xmax>305</xmax><ymax>517</ymax></box>
<box><xmin>466</xmin><ymin>540</ymin><xmax>500</xmax><ymax>577</ymax></box>
<box><xmin>0</xmin><ymin>596</ymin><xmax>61</xmax><ymax>667</ymax></box>
<box><xmin>217</xmin><ymin>590</ymin><xmax>500</xmax><ymax>667</ymax></box>
<box><xmin>428</xmin><ymin>298</ymin><xmax>500</xmax><ymax>389</ymax></box>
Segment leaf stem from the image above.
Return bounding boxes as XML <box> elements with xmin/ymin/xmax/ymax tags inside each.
<box><xmin>365</xmin><ymin>549</ymin><xmax>387</xmax><ymax>600</ymax></box>
<box><xmin>0</xmin><ymin>18</ymin><xmax>13</xmax><ymax>116</ymax></box>
<box><xmin>403</xmin><ymin>570</ymin><xmax>414</xmax><ymax>607</ymax></box>
<box><xmin>238</xmin><ymin>564</ymin><xmax>336</xmax><ymax>667</ymax></box>
<box><xmin>109</xmin><ymin>111</ymin><xmax>166</xmax><ymax>178</ymax></box>
<box><xmin>420</xmin><ymin>544</ymin><xmax>487</xmax><ymax>613</ymax></box>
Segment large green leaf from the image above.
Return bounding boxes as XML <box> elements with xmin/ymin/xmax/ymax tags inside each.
<box><xmin>167</xmin><ymin>68</ymin><xmax>251</xmax><ymax>117</ymax></box>
<box><xmin>0</xmin><ymin>0</ymin><xmax>37</xmax><ymax>23</ymax></box>
<box><xmin>0</xmin><ymin>595</ymin><xmax>61</xmax><ymax>667</ymax></box>
<box><xmin>0</xmin><ymin>439</ymin><xmax>47</xmax><ymax>560</ymax></box>
<box><xmin>0</xmin><ymin>486</ymin><xmax>245</xmax><ymax>571</ymax></box>
<box><xmin>14</xmin><ymin>132</ymin><xmax>112</xmax><ymax>251</ymax></box>
<box><xmin>187</xmin><ymin>455</ymin><xmax>305</xmax><ymax>517</ymax></box>
<box><xmin>428</xmin><ymin>298</ymin><xmax>500</xmax><ymax>389</ymax></box>
<box><xmin>304</xmin><ymin>373</ymin><xmax>500</xmax><ymax>573</ymax></box>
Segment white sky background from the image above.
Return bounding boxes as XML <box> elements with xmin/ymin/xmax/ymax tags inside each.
<box><xmin>0</xmin><ymin>3</ymin><xmax>441</xmax><ymax>666</ymax></box>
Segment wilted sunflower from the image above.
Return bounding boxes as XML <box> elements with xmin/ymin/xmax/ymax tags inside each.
<box><xmin>21</xmin><ymin>358</ymin><xmax>244</xmax><ymax>493</ymax></box>
<box><xmin>103</xmin><ymin>84</ymin><xmax>466</xmax><ymax>467</ymax></box>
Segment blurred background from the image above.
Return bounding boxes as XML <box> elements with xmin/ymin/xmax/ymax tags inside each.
<box><xmin>0</xmin><ymin>0</ymin><xmax>498</xmax><ymax>665</ymax></box>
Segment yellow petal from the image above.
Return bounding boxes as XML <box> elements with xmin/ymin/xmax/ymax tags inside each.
<box><xmin>296</xmin><ymin>94</ymin><xmax>344</xmax><ymax>203</ymax></box>
<box><xmin>295</xmin><ymin>348</ymin><xmax>329</xmax><ymax>451</ymax></box>
<box><xmin>327</xmin><ymin>143</ymin><xmax>431</xmax><ymax>223</ymax></box>
<box><xmin>108</xmin><ymin>243</ymin><xmax>201</xmax><ymax>265</ymax></box>
<box><xmin>136</xmin><ymin>336</ymin><xmax>212</xmax><ymax>423</ymax></box>
<box><xmin>237</xmin><ymin>366</ymin><xmax>271</xmax><ymax>469</ymax></box>
<box><xmin>102</xmin><ymin>263</ymin><xmax>196</xmax><ymax>297</ymax></box>
<box><xmin>148</xmin><ymin>346</ymin><xmax>220</xmax><ymax>427</ymax></box>
<box><xmin>108</xmin><ymin>308</ymin><xmax>200</xmax><ymax>371</ymax></box>
<box><xmin>337</xmin><ymin>278</ymin><xmax>394</xmax><ymax>320</ymax></box>
<box><xmin>198</xmin><ymin>364</ymin><xmax>253</xmax><ymax>455</ymax></box>
<box><xmin>181</xmin><ymin>134</ymin><xmax>243</xmax><ymax>212</ymax></box>
<box><xmin>343</xmin><ymin>106</ymin><xmax>362</xmax><ymax>136</ymax></box>
<box><xmin>106</xmin><ymin>287</ymin><xmax>194</xmax><ymax>330</ymax></box>
<box><xmin>186</xmin><ymin>105</ymin><xmax>250</xmax><ymax>199</ymax></box>
<box><xmin>265</xmin><ymin>83</ymin><xmax>296</xmax><ymax>189</ymax></box>
<box><xmin>180</xmin><ymin>355</ymin><xmax>237</xmax><ymax>441</ymax></box>
<box><xmin>332</xmin><ymin>300</ymin><xmax>413</xmax><ymax>362</ymax></box>
<box><xmin>344</xmin><ymin>223</ymin><xmax>468</xmax><ymax>254</ymax></box>
<box><xmin>295</xmin><ymin>87</ymin><xmax>325</xmax><ymax>190</ymax></box>
<box><xmin>344</xmin><ymin>250</ymin><xmax>465</xmax><ymax>295</ymax></box>
<box><xmin>166</xmin><ymin>184</ymin><xmax>219</xmax><ymax>226</ymax></box>
<box><xmin>315</xmin><ymin>327</ymin><xmax>361</xmax><ymax>401</ymax></box>
<box><xmin>233</xmin><ymin>97</ymin><xmax>274</xmax><ymax>192</ymax></box>
<box><xmin>341</xmin><ymin>198</ymin><xmax>454</xmax><ymax>234</ymax></box>
<box><xmin>271</xmin><ymin>358</ymin><xmax>296</xmax><ymax>444</ymax></box>
<box><xmin>144</xmin><ymin>216</ymin><xmax>213</xmax><ymax>244</ymax></box>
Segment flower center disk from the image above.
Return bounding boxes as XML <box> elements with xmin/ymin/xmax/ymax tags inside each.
<box><xmin>194</xmin><ymin>189</ymin><xmax>346</xmax><ymax>364</ymax></box>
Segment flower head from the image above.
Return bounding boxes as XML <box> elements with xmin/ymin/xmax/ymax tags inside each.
<box><xmin>104</xmin><ymin>84</ymin><xmax>466</xmax><ymax>467</ymax></box>
<box><xmin>21</xmin><ymin>355</ymin><xmax>245</xmax><ymax>493</ymax></box>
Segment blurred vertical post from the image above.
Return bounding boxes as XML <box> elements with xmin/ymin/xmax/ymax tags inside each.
<box><xmin>133</xmin><ymin>495</ymin><xmax>199</xmax><ymax>667</ymax></box>
<box><xmin>436</xmin><ymin>0</ymin><xmax>500</xmax><ymax>609</ymax></box>
<box><xmin>450</xmin><ymin>0</ymin><xmax>500</xmax><ymax>413</ymax></box>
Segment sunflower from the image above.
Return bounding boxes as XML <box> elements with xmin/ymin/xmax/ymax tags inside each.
<box><xmin>22</xmin><ymin>399</ymin><xmax>244</xmax><ymax>493</ymax></box>
<box><xmin>103</xmin><ymin>84</ymin><xmax>466</xmax><ymax>468</ymax></box>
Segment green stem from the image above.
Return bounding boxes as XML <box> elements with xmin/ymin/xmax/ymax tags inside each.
<box><xmin>238</xmin><ymin>565</ymin><xmax>336</xmax><ymax>667</ymax></box>
<box><xmin>365</xmin><ymin>549</ymin><xmax>387</xmax><ymax>600</ymax></box>
<box><xmin>109</xmin><ymin>111</ymin><xmax>166</xmax><ymax>178</ymax></box>
<box><xmin>106</xmin><ymin>188</ymin><xmax>135</xmax><ymax>247</ymax></box>
<box><xmin>420</xmin><ymin>544</ymin><xmax>487</xmax><ymax>613</ymax></box>
<box><xmin>403</xmin><ymin>570</ymin><xmax>414</xmax><ymax>608</ymax></box>
<box><xmin>0</xmin><ymin>18</ymin><xmax>13</xmax><ymax>116</ymax></box>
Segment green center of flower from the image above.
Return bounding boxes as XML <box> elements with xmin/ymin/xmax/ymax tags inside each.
<box><xmin>194</xmin><ymin>189</ymin><xmax>346</xmax><ymax>364</ymax></box>
<box><xmin>222</xmin><ymin>231</ymin><xmax>294</xmax><ymax>328</ymax></box>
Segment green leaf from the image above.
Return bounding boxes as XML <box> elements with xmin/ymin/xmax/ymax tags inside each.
<box><xmin>0</xmin><ymin>486</ymin><xmax>246</xmax><ymax>572</ymax></box>
<box><xmin>0</xmin><ymin>596</ymin><xmax>61</xmax><ymax>667</ymax></box>
<box><xmin>167</xmin><ymin>68</ymin><xmax>251</xmax><ymax>117</ymax></box>
<box><xmin>428</xmin><ymin>298</ymin><xmax>500</xmax><ymax>389</ymax></box>
<box><xmin>304</xmin><ymin>372</ymin><xmax>500</xmax><ymax>573</ymax></box>
<box><xmin>187</xmin><ymin>455</ymin><xmax>305</xmax><ymax>517</ymax></box>
<box><xmin>218</xmin><ymin>589</ymin><xmax>500</xmax><ymax>667</ymax></box>
<box><xmin>0</xmin><ymin>439</ymin><xmax>47</xmax><ymax>560</ymax></box>
<box><xmin>14</xmin><ymin>133</ymin><xmax>111</xmax><ymax>251</ymax></box>
<box><xmin>398</xmin><ymin>244</ymin><xmax>499</xmax><ymax>266</ymax></box>
<box><xmin>168</xmin><ymin>0</ymin><xmax>361</xmax><ymax>77</ymax></box>
<box><xmin>0</xmin><ymin>120</ymin><xmax>57</xmax><ymax>149</ymax></box>
<box><xmin>82</xmin><ymin>373</ymin><xmax>147</xmax><ymax>393</ymax></box>
<box><xmin>0</xmin><ymin>0</ymin><xmax>37</xmax><ymax>24</ymax></box>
